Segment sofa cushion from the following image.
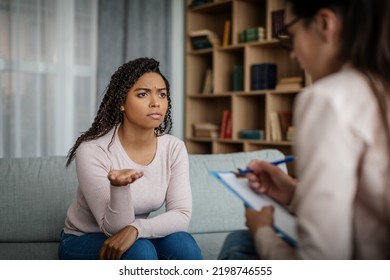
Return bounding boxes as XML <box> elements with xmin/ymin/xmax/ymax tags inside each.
<box><xmin>0</xmin><ymin>243</ymin><xmax>59</xmax><ymax>260</ymax></box>
<box><xmin>0</xmin><ymin>157</ymin><xmax>77</xmax><ymax>242</ymax></box>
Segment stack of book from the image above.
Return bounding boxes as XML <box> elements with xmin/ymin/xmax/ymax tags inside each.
<box><xmin>251</xmin><ymin>63</ymin><xmax>277</xmax><ymax>90</ymax></box>
<box><xmin>189</xmin><ymin>29</ymin><xmax>221</xmax><ymax>50</ymax></box>
<box><xmin>238</xmin><ymin>26</ymin><xmax>265</xmax><ymax>43</ymax></box>
<box><xmin>193</xmin><ymin>123</ymin><xmax>219</xmax><ymax>138</ymax></box>
<box><xmin>275</xmin><ymin>76</ymin><xmax>303</xmax><ymax>91</ymax></box>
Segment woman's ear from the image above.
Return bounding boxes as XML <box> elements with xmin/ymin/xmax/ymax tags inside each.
<box><xmin>120</xmin><ymin>105</ymin><xmax>124</xmax><ymax>111</ymax></box>
<box><xmin>314</xmin><ymin>8</ymin><xmax>340</xmax><ymax>41</ymax></box>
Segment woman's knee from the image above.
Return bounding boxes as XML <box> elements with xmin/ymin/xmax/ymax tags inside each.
<box><xmin>155</xmin><ymin>231</ymin><xmax>203</xmax><ymax>260</ymax></box>
<box><xmin>121</xmin><ymin>239</ymin><xmax>158</xmax><ymax>260</ymax></box>
<box><xmin>58</xmin><ymin>232</ymin><xmax>107</xmax><ymax>260</ymax></box>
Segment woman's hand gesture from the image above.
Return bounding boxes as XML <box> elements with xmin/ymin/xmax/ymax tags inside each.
<box><xmin>107</xmin><ymin>169</ymin><xmax>143</xmax><ymax>187</ymax></box>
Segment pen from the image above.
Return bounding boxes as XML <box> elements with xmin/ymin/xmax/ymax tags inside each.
<box><xmin>238</xmin><ymin>155</ymin><xmax>295</xmax><ymax>175</ymax></box>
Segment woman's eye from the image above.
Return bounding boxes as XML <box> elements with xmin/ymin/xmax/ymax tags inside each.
<box><xmin>158</xmin><ymin>92</ymin><xmax>167</xmax><ymax>98</ymax></box>
<box><xmin>137</xmin><ymin>92</ymin><xmax>147</xmax><ymax>97</ymax></box>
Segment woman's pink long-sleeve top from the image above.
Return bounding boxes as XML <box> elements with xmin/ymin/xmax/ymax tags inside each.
<box><xmin>63</xmin><ymin>127</ymin><xmax>192</xmax><ymax>239</ymax></box>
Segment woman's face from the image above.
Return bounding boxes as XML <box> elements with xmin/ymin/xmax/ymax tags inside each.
<box><xmin>285</xmin><ymin>5</ymin><xmax>342</xmax><ymax>81</ymax></box>
<box><xmin>121</xmin><ymin>72</ymin><xmax>168</xmax><ymax>131</ymax></box>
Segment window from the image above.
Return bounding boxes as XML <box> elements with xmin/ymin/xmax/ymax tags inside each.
<box><xmin>0</xmin><ymin>0</ymin><xmax>97</xmax><ymax>157</ymax></box>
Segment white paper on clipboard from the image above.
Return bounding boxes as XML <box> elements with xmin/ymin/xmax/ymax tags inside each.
<box><xmin>210</xmin><ymin>171</ymin><xmax>297</xmax><ymax>244</ymax></box>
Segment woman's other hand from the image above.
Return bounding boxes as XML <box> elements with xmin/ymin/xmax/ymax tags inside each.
<box><xmin>98</xmin><ymin>225</ymin><xmax>138</xmax><ymax>260</ymax></box>
<box><xmin>245</xmin><ymin>205</ymin><xmax>274</xmax><ymax>236</ymax></box>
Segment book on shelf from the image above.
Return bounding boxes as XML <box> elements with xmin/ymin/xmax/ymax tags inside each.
<box><xmin>188</xmin><ymin>0</ymin><xmax>212</xmax><ymax>9</ymax></box>
<box><xmin>275</xmin><ymin>76</ymin><xmax>303</xmax><ymax>91</ymax></box>
<box><xmin>189</xmin><ymin>29</ymin><xmax>221</xmax><ymax>50</ymax></box>
<box><xmin>275</xmin><ymin>83</ymin><xmax>301</xmax><ymax>91</ymax></box>
<box><xmin>219</xmin><ymin>110</ymin><xmax>232</xmax><ymax>139</ymax></box>
<box><xmin>286</xmin><ymin>126</ymin><xmax>295</xmax><ymax>141</ymax></box>
<box><xmin>219</xmin><ymin>110</ymin><xmax>230</xmax><ymax>139</ymax></box>
<box><xmin>190</xmin><ymin>35</ymin><xmax>212</xmax><ymax>50</ymax></box>
<box><xmin>193</xmin><ymin>122</ymin><xmax>219</xmax><ymax>138</ymax></box>
<box><xmin>279</xmin><ymin>110</ymin><xmax>292</xmax><ymax>140</ymax></box>
<box><xmin>239</xmin><ymin>26</ymin><xmax>265</xmax><ymax>43</ymax></box>
<box><xmin>251</xmin><ymin>63</ymin><xmax>277</xmax><ymax>90</ymax></box>
<box><xmin>201</xmin><ymin>68</ymin><xmax>213</xmax><ymax>94</ymax></box>
<box><xmin>222</xmin><ymin>20</ymin><xmax>231</xmax><ymax>47</ymax></box>
<box><xmin>225</xmin><ymin>111</ymin><xmax>232</xmax><ymax>139</ymax></box>
<box><xmin>271</xmin><ymin>9</ymin><xmax>286</xmax><ymax>38</ymax></box>
<box><xmin>233</xmin><ymin>64</ymin><xmax>243</xmax><ymax>91</ymax></box>
<box><xmin>279</xmin><ymin>76</ymin><xmax>303</xmax><ymax>84</ymax></box>
<box><xmin>239</xmin><ymin>129</ymin><xmax>264</xmax><ymax>140</ymax></box>
<box><xmin>269</xmin><ymin>111</ymin><xmax>283</xmax><ymax>141</ymax></box>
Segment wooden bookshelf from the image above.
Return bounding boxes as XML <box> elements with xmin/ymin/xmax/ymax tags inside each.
<box><xmin>185</xmin><ymin>0</ymin><xmax>307</xmax><ymax>176</ymax></box>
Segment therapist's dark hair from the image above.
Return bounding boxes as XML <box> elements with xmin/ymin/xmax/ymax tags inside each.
<box><xmin>287</xmin><ymin>0</ymin><xmax>390</xmax><ymax>155</ymax></box>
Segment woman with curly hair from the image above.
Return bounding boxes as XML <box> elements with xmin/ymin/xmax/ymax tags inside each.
<box><xmin>58</xmin><ymin>57</ymin><xmax>202</xmax><ymax>260</ymax></box>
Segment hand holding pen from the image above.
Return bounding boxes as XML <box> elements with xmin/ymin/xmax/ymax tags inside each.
<box><xmin>236</xmin><ymin>155</ymin><xmax>295</xmax><ymax>176</ymax></box>
<box><xmin>245</xmin><ymin>155</ymin><xmax>297</xmax><ymax>206</ymax></box>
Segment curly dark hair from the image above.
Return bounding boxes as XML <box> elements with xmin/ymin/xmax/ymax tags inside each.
<box><xmin>66</xmin><ymin>57</ymin><xmax>172</xmax><ymax>167</ymax></box>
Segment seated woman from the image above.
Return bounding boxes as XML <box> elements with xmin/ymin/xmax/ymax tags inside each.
<box><xmin>58</xmin><ymin>57</ymin><xmax>202</xmax><ymax>260</ymax></box>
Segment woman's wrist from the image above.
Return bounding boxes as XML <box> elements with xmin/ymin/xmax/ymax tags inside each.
<box><xmin>128</xmin><ymin>225</ymin><xmax>139</xmax><ymax>240</ymax></box>
<box><xmin>286</xmin><ymin>177</ymin><xmax>298</xmax><ymax>205</ymax></box>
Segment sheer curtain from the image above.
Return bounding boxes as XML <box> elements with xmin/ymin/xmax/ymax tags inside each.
<box><xmin>0</xmin><ymin>0</ymin><xmax>98</xmax><ymax>158</ymax></box>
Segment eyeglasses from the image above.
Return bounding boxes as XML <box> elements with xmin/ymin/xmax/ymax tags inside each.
<box><xmin>276</xmin><ymin>16</ymin><xmax>302</xmax><ymax>51</ymax></box>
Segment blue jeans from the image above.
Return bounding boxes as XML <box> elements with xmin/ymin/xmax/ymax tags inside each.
<box><xmin>218</xmin><ymin>230</ymin><xmax>261</xmax><ymax>260</ymax></box>
<box><xmin>58</xmin><ymin>231</ymin><xmax>203</xmax><ymax>260</ymax></box>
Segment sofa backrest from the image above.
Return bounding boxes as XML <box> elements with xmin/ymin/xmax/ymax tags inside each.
<box><xmin>0</xmin><ymin>149</ymin><xmax>286</xmax><ymax>242</ymax></box>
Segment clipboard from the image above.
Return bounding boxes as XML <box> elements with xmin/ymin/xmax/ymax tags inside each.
<box><xmin>210</xmin><ymin>170</ymin><xmax>297</xmax><ymax>246</ymax></box>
